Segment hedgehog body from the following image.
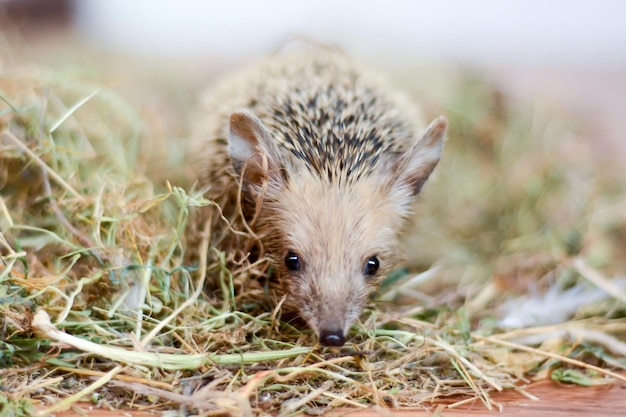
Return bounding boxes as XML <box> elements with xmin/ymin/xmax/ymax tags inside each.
<box><xmin>192</xmin><ymin>52</ymin><xmax>446</xmax><ymax>346</ymax></box>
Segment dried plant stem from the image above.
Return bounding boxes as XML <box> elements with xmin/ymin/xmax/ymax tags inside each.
<box><xmin>13</xmin><ymin>377</ymin><xmax>64</xmax><ymax>399</ymax></box>
<box><xmin>40</xmin><ymin>168</ymin><xmax>95</xmax><ymax>248</ymax></box>
<box><xmin>36</xmin><ymin>365</ymin><xmax>124</xmax><ymax>417</ymax></box>
<box><xmin>47</xmin><ymin>90</ymin><xmax>99</xmax><ymax>134</ymax></box>
<box><xmin>475</xmin><ymin>335</ymin><xmax>626</xmax><ymax>383</ymax></box>
<box><xmin>1</xmin><ymin>130</ymin><xmax>83</xmax><ymax>201</ymax></box>
<box><xmin>32</xmin><ymin>309</ymin><xmax>312</xmax><ymax>369</ymax></box>
<box><xmin>54</xmin><ymin>366</ymin><xmax>173</xmax><ymax>389</ymax></box>
<box><xmin>139</xmin><ymin>216</ymin><xmax>211</xmax><ymax>347</ymax></box>
<box><xmin>573</xmin><ymin>257</ymin><xmax>626</xmax><ymax>304</ymax></box>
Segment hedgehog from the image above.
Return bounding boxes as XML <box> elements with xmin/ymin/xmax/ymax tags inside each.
<box><xmin>191</xmin><ymin>52</ymin><xmax>447</xmax><ymax>347</ymax></box>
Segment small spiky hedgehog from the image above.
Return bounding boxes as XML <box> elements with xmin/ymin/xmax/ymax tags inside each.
<box><xmin>192</xmin><ymin>52</ymin><xmax>446</xmax><ymax>346</ymax></box>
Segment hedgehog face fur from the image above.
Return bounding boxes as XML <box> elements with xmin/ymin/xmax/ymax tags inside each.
<box><xmin>263</xmin><ymin>168</ymin><xmax>410</xmax><ymax>345</ymax></box>
<box><xmin>193</xmin><ymin>53</ymin><xmax>447</xmax><ymax>346</ymax></box>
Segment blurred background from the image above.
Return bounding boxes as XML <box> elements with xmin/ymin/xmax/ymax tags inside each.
<box><xmin>1</xmin><ymin>0</ymin><xmax>624</xmax><ymax>161</ymax></box>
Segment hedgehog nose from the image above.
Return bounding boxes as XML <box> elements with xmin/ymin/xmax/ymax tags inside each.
<box><xmin>319</xmin><ymin>329</ymin><xmax>345</xmax><ymax>346</ymax></box>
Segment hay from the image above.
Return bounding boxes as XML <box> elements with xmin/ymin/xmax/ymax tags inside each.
<box><xmin>0</xmin><ymin>53</ymin><xmax>625</xmax><ymax>417</ymax></box>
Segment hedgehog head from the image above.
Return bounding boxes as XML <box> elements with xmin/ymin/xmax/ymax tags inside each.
<box><xmin>228</xmin><ymin>110</ymin><xmax>446</xmax><ymax>346</ymax></box>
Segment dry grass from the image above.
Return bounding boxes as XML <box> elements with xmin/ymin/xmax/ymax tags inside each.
<box><xmin>0</xmin><ymin>51</ymin><xmax>625</xmax><ymax>417</ymax></box>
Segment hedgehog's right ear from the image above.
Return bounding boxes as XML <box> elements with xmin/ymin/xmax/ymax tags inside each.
<box><xmin>229</xmin><ymin>111</ymin><xmax>285</xmax><ymax>187</ymax></box>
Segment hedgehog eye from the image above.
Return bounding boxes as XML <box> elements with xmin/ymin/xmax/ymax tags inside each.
<box><xmin>284</xmin><ymin>251</ymin><xmax>302</xmax><ymax>272</ymax></box>
<box><xmin>364</xmin><ymin>256</ymin><xmax>380</xmax><ymax>276</ymax></box>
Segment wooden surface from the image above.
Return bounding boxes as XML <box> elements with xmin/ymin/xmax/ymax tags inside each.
<box><xmin>44</xmin><ymin>379</ymin><xmax>625</xmax><ymax>417</ymax></box>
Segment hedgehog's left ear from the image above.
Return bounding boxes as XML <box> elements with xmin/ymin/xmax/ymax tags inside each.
<box><xmin>229</xmin><ymin>110</ymin><xmax>286</xmax><ymax>187</ymax></box>
<box><xmin>390</xmin><ymin>116</ymin><xmax>447</xmax><ymax>196</ymax></box>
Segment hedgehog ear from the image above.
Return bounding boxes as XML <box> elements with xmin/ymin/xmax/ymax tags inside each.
<box><xmin>390</xmin><ymin>116</ymin><xmax>447</xmax><ymax>196</ymax></box>
<box><xmin>229</xmin><ymin>111</ymin><xmax>285</xmax><ymax>186</ymax></box>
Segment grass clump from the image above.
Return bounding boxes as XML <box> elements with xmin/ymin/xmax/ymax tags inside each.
<box><xmin>0</xmin><ymin>56</ymin><xmax>624</xmax><ymax>417</ymax></box>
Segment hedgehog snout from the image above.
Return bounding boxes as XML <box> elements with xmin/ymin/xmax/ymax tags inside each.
<box><xmin>298</xmin><ymin>290</ymin><xmax>350</xmax><ymax>346</ymax></box>
<box><xmin>319</xmin><ymin>328</ymin><xmax>346</xmax><ymax>347</ymax></box>
<box><xmin>313</xmin><ymin>297</ymin><xmax>359</xmax><ymax>347</ymax></box>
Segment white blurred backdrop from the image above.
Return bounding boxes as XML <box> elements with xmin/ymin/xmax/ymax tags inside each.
<box><xmin>71</xmin><ymin>0</ymin><xmax>626</xmax><ymax>160</ymax></box>
<box><xmin>4</xmin><ymin>0</ymin><xmax>623</xmax><ymax>158</ymax></box>
<box><xmin>74</xmin><ymin>0</ymin><xmax>626</xmax><ymax>71</ymax></box>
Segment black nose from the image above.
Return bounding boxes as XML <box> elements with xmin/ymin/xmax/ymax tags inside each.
<box><xmin>319</xmin><ymin>329</ymin><xmax>345</xmax><ymax>346</ymax></box>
